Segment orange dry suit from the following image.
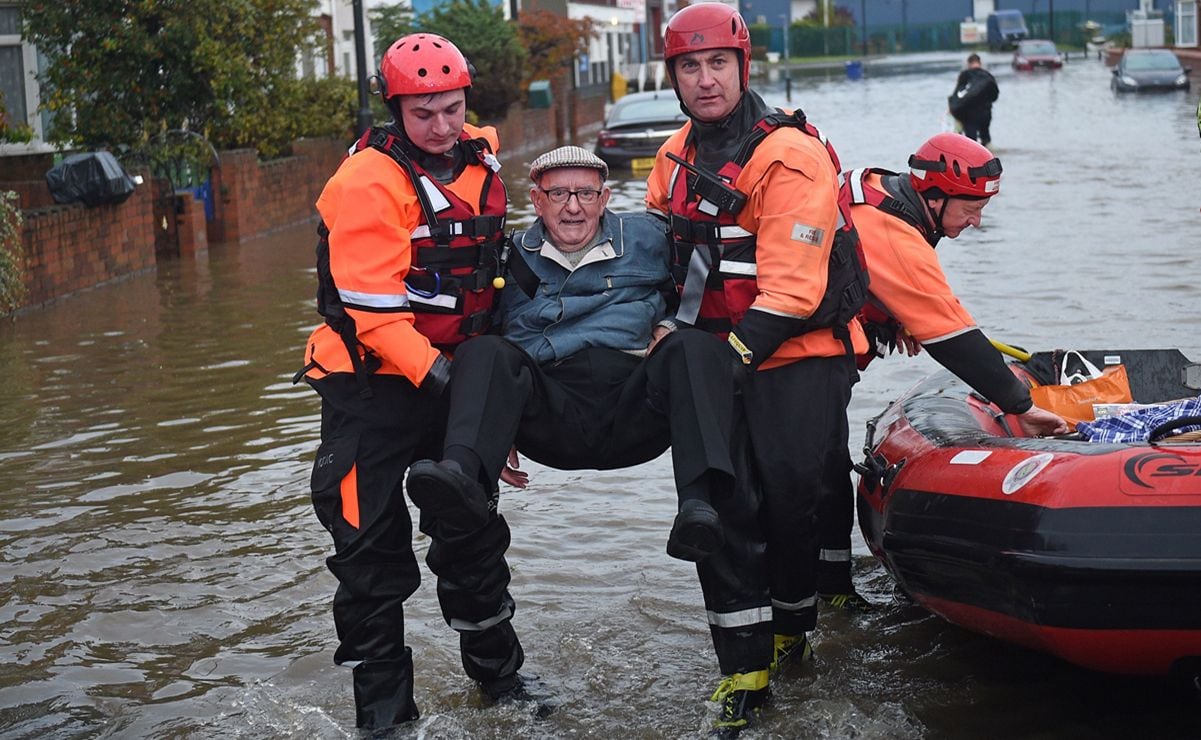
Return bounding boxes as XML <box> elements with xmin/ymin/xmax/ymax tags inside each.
<box><xmin>646</xmin><ymin>109</ymin><xmax>868</xmax><ymax>368</ymax></box>
<box><xmin>300</xmin><ymin>123</ymin><xmax>507</xmax><ymax>394</ymax></box>
<box><xmin>844</xmin><ymin>167</ymin><xmax>1030</xmax><ymax>413</ymax></box>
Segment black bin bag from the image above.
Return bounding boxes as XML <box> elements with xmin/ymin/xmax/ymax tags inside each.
<box><xmin>45</xmin><ymin>151</ymin><xmax>137</xmax><ymax>207</ymax></box>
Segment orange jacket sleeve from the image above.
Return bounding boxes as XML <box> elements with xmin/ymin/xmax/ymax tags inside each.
<box><xmin>737</xmin><ymin>128</ymin><xmax>840</xmax><ymax>319</ymax></box>
<box><xmin>316</xmin><ymin>147</ymin><xmax>441</xmax><ymax>386</ymax></box>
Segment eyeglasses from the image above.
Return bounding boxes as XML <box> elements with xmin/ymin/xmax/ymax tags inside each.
<box><xmin>540</xmin><ymin>187</ymin><xmax>603</xmax><ymax>204</ymax></box>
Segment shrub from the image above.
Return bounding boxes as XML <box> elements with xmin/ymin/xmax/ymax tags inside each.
<box><xmin>0</xmin><ymin>191</ymin><xmax>27</xmax><ymax>316</ymax></box>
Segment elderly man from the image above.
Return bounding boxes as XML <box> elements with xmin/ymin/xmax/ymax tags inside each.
<box><xmin>405</xmin><ymin>145</ymin><xmax>742</xmax><ymax>701</ymax></box>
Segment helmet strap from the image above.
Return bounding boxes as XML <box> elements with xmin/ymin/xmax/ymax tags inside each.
<box><xmin>923</xmin><ymin>195</ymin><xmax>949</xmax><ymax>241</ymax></box>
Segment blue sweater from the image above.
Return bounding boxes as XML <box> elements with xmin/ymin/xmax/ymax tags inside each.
<box><xmin>498</xmin><ymin>211</ymin><xmax>671</xmax><ymax>364</ymax></box>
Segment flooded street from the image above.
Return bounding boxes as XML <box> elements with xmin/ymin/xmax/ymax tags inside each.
<box><xmin>2</xmin><ymin>51</ymin><xmax>1201</xmax><ymax>738</ymax></box>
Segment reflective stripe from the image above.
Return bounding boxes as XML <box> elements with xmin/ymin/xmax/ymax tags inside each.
<box><xmin>338</xmin><ymin>288</ymin><xmax>411</xmax><ymax>309</ymax></box>
<box><xmin>923</xmin><ymin>325</ymin><xmax>977</xmax><ymax>344</ymax></box>
<box><xmin>719</xmin><ymin>224</ymin><xmax>753</xmax><ymax>238</ymax></box>
<box><xmin>419</xmin><ymin>175</ymin><xmax>453</xmax><ymax>212</ymax></box>
<box><xmin>848</xmin><ymin>167</ymin><xmax>868</xmax><ymax>205</ymax></box>
<box><xmin>718</xmin><ymin>259</ymin><xmax>757</xmax><ymax>276</ymax></box>
<box><xmin>819</xmin><ymin>547</ymin><xmax>852</xmax><ymax>563</ymax></box>
<box><xmin>411</xmin><ymin>222</ymin><xmax>467</xmax><ymax>239</ymax></box>
<box><xmin>706</xmin><ymin>605</ymin><xmax>772</xmax><ymax>629</ymax></box>
<box><xmin>449</xmin><ymin>603</ymin><xmax>514</xmax><ymax>632</ymax></box>
<box><xmin>771</xmin><ymin>594</ymin><xmax>818</xmax><ymax>612</ymax></box>
<box><xmin>408</xmin><ymin>292</ymin><xmax>458</xmax><ymax>310</ymax></box>
<box><xmin>676</xmin><ymin>247</ymin><xmax>711</xmax><ymax>324</ymax></box>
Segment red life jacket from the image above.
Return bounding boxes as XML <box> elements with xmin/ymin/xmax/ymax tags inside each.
<box><xmin>667</xmin><ymin>110</ymin><xmax>867</xmax><ymax>353</ymax></box>
<box><xmin>315</xmin><ymin>126</ymin><xmax>507</xmax><ymax>358</ymax></box>
<box><xmin>841</xmin><ymin>167</ymin><xmax>937</xmax><ymax>246</ymax></box>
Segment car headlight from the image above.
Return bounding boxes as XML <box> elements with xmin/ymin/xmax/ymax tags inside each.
<box><xmin>1120</xmin><ymin>75</ymin><xmax>1138</xmax><ymax>86</ymax></box>
<box><xmin>1175</xmin><ymin>74</ymin><xmax>1189</xmax><ymax>85</ymax></box>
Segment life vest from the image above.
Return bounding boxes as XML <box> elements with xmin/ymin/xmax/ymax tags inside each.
<box><xmin>311</xmin><ymin>126</ymin><xmax>508</xmax><ymax>392</ymax></box>
<box><xmin>667</xmin><ymin>110</ymin><xmax>868</xmax><ymax>354</ymax></box>
<box><xmin>841</xmin><ymin>167</ymin><xmax>938</xmax><ymax>246</ymax></box>
<box><xmin>842</xmin><ymin>168</ymin><xmax>936</xmax><ymax>370</ymax></box>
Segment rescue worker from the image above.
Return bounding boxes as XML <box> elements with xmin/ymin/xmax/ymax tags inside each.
<box><xmin>645</xmin><ymin>4</ymin><xmax>870</xmax><ymax>735</ymax></box>
<box><xmin>949</xmin><ymin>53</ymin><xmax>1000</xmax><ymax>146</ymax></box>
<box><xmin>405</xmin><ymin>146</ymin><xmax>742</xmax><ymax>642</ymax></box>
<box><xmin>816</xmin><ymin>133</ymin><xmax>1070</xmax><ymax>601</ymax></box>
<box><xmin>295</xmin><ymin>33</ymin><xmax>512</xmax><ymax>729</ymax></box>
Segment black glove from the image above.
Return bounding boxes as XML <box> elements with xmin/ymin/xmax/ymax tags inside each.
<box><xmin>420</xmin><ymin>353</ymin><xmax>452</xmax><ymax>397</ymax></box>
<box><xmin>862</xmin><ymin>320</ymin><xmax>900</xmax><ymax>360</ymax></box>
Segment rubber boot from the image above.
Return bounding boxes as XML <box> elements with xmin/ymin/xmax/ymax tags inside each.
<box><xmin>352</xmin><ymin>650</ymin><xmax>419</xmax><ymax>730</ymax></box>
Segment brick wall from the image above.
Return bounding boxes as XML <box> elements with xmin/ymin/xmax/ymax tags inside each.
<box><xmin>18</xmin><ymin>178</ymin><xmax>157</xmax><ymax>308</ymax></box>
<box><xmin>1</xmin><ymin>138</ymin><xmax>344</xmax><ymax>312</ymax></box>
<box><xmin>2</xmin><ymin>88</ymin><xmax>603</xmax><ymax>313</ymax></box>
<box><xmin>208</xmin><ymin>138</ymin><xmax>345</xmax><ymax>243</ymax></box>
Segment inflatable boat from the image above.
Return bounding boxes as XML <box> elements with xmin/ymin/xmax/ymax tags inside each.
<box><xmin>856</xmin><ymin>348</ymin><xmax>1201</xmax><ymax>676</ymax></box>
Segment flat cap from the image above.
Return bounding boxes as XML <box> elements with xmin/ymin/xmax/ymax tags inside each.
<box><xmin>529</xmin><ymin>145</ymin><xmax>609</xmax><ymax>182</ymax></box>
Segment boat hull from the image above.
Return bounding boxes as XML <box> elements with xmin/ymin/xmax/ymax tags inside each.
<box><xmin>857</xmin><ymin>349</ymin><xmax>1201</xmax><ymax>675</ymax></box>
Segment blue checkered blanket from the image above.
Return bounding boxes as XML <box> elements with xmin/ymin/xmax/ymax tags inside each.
<box><xmin>1077</xmin><ymin>397</ymin><xmax>1201</xmax><ymax>443</ymax></box>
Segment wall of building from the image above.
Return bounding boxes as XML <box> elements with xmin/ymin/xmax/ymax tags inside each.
<box><xmin>17</xmin><ymin>174</ymin><xmax>157</xmax><ymax>309</ymax></box>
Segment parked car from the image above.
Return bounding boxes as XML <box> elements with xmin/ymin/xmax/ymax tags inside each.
<box><xmin>987</xmin><ymin>9</ymin><xmax>1028</xmax><ymax>51</ymax></box>
<box><xmin>1012</xmin><ymin>39</ymin><xmax>1063</xmax><ymax>71</ymax></box>
<box><xmin>593</xmin><ymin>89</ymin><xmax>687</xmax><ymax>171</ymax></box>
<box><xmin>1111</xmin><ymin>49</ymin><xmax>1191</xmax><ymax>92</ymax></box>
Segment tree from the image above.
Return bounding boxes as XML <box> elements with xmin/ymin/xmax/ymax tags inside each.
<box><xmin>21</xmin><ymin>0</ymin><xmax>341</xmax><ymax>158</ymax></box>
<box><xmin>370</xmin><ymin>3</ymin><xmax>415</xmax><ymax>61</ymax></box>
<box><xmin>517</xmin><ymin>10</ymin><xmax>594</xmax><ymax>88</ymax></box>
<box><xmin>421</xmin><ymin>0</ymin><xmax>525</xmax><ymax>121</ymax></box>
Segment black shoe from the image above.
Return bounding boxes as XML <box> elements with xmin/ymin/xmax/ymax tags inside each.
<box><xmin>710</xmin><ymin>670</ymin><xmax>769</xmax><ymax>737</ymax></box>
<box><xmin>406</xmin><ymin>459</ymin><xmax>490</xmax><ymax>530</ymax></box>
<box><xmin>666</xmin><ymin>499</ymin><xmax>723</xmax><ymax>562</ymax></box>
<box><xmin>480</xmin><ymin>672</ymin><xmax>555</xmax><ymax>718</ymax></box>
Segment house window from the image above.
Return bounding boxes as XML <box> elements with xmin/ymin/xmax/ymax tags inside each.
<box><xmin>0</xmin><ymin>5</ymin><xmax>28</xmax><ymax>127</ymax></box>
<box><xmin>1</xmin><ymin>3</ymin><xmax>47</xmax><ymax>147</ymax></box>
<box><xmin>1178</xmin><ymin>1</ymin><xmax>1198</xmax><ymax>47</ymax></box>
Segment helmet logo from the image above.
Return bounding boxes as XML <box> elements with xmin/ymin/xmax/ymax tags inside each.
<box><xmin>691</xmin><ymin>32</ymin><xmax>705</xmax><ymax>44</ymax></box>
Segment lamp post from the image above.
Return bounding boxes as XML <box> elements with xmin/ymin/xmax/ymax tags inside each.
<box><xmin>352</xmin><ymin>0</ymin><xmax>373</xmax><ymax>137</ymax></box>
<box><xmin>780</xmin><ymin>13</ymin><xmax>792</xmax><ymax>102</ymax></box>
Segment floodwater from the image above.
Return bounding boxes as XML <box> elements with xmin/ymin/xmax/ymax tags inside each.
<box><xmin>2</xmin><ymin>51</ymin><xmax>1201</xmax><ymax>738</ymax></box>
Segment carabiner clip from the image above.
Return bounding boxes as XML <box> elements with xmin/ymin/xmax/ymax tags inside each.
<box><xmin>405</xmin><ymin>268</ymin><xmax>441</xmax><ymax>299</ymax></box>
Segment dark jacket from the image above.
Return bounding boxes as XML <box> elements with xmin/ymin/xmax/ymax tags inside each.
<box><xmin>949</xmin><ymin>67</ymin><xmax>999</xmax><ymax>122</ymax></box>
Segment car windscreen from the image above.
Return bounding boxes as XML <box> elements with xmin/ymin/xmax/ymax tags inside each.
<box><xmin>1021</xmin><ymin>41</ymin><xmax>1057</xmax><ymax>55</ymax></box>
<box><xmin>1124</xmin><ymin>53</ymin><xmax>1182</xmax><ymax>71</ymax></box>
<box><xmin>610</xmin><ymin>98</ymin><xmax>684</xmax><ymax>125</ymax></box>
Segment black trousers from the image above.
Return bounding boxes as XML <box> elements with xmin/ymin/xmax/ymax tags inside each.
<box><xmin>308</xmin><ymin>373</ymin><xmax>518</xmax><ymax>727</ymax></box>
<box><xmin>741</xmin><ymin>355</ymin><xmax>855</xmax><ymax>638</ymax></box>
<box><xmin>959</xmin><ymin>109</ymin><xmax>993</xmax><ymax>146</ymax></box>
<box><xmin>816</xmin><ymin>442</ymin><xmax>856</xmax><ymax>595</ymax></box>
<box><xmin>433</xmin><ymin>330</ymin><xmax>767</xmax><ymax>673</ymax></box>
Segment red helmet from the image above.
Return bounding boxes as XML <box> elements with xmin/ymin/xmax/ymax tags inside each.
<box><xmin>378</xmin><ymin>33</ymin><xmax>471</xmax><ymax>99</ymax></box>
<box><xmin>664</xmin><ymin>3</ymin><xmax>752</xmax><ymax>90</ymax></box>
<box><xmin>908</xmin><ymin>133</ymin><xmax>1002</xmax><ymax>199</ymax></box>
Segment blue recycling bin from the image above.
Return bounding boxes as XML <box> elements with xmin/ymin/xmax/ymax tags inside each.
<box><xmin>844</xmin><ymin>60</ymin><xmax>863</xmax><ymax>81</ymax></box>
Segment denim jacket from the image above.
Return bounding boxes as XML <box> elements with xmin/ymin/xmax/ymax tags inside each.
<box><xmin>498</xmin><ymin>210</ymin><xmax>671</xmax><ymax>364</ymax></box>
